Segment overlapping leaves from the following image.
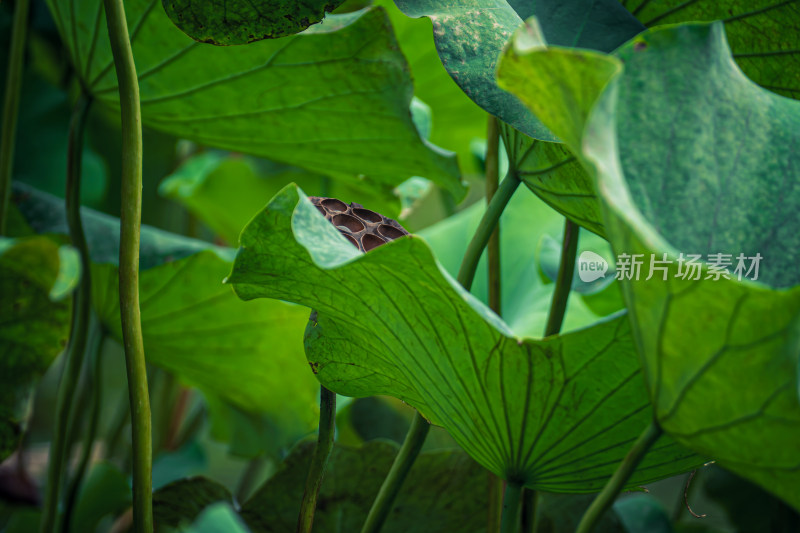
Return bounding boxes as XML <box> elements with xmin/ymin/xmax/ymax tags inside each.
<box><xmin>498</xmin><ymin>20</ymin><xmax>800</xmax><ymax>508</ymax></box>
<box><xmin>11</xmin><ymin>184</ymin><xmax>320</xmax><ymax>452</ymax></box>
<box><xmin>228</xmin><ymin>184</ymin><xmax>699</xmax><ymax>491</ymax></box>
<box><xmin>46</xmin><ymin>1</ymin><xmax>464</xmax><ymax>199</ymax></box>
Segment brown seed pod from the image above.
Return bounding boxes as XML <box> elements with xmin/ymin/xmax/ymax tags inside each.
<box><xmin>308</xmin><ymin>196</ymin><xmax>409</xmax><ymax>252</ymax></box>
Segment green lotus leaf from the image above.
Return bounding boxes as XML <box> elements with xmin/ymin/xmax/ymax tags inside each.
<box><xmin>510</xmin><ymin>0</ymin><xmax>644</xmax><ymax>52</ymax></box>
<box><xmin>623</xmin><ymin>0</ymin><xmax>800</xmax><ymax>100</ymax></box>
<box><xmin>0</xmin><ymin>235</ymin><xmax>79</xmax><ymax>460</ymax></box>
<box><xmin>11</xmin><ymin>183</ymin><xmax>320</xmax><ymax>453</ymax></box>
<box><xmin>228</xmin><ymin>184</ymin><xmax>700</xmax><ymax>491</ymax></box>
<box><xmin>374</xmin><ymin>0</ymin><xmax>487</xmax><ymax>175</ymax></box>
<box><xmin>153</xmin><ymin>477</ymin><xmax>234</xmax><ymax>529</ymax></box>
<box><xmin>161</xmin><ymin>0</ymin><xmax>346</xmax><ymax>45</ymax></box>
<box><xmin>46</xmin><ymin>1</ymin><xmax>464</xmax><ymax>199</ymax></box>
<box><xmin>392</xmin><ymin>0</ymin><xmax>555</xmax><ymax>142</ymax></box>
<box><xmin>241</xmin><ymin>440</ymin><xmax>488</xmax><ymax>532</ymax></box>
<box><xmin>501</xmin><ymin>123</ymin><xmax>606</xmax><ymax>237</ymax></box>
<box><xmin>498</xmin><ymin>20</ymin><xmax>800</xmax><ymax>508</ymax></box>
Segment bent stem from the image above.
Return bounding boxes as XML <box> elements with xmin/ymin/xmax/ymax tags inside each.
<box><xmin>39</xmin><ymin>93</ymin><xmax>92</xmax><ymax>533</ymax></box>
<box><xmin>297</xmin><ymin>386</ymin><xmax>336</xmax><ymax>533</ymax></box>
<box><xmin>0</xmin><ymin>0</ymin><xmax>29</xmax><ymax>235</ymax></box>
<box><xmin>576</xmin><ymin>420</ymin><xmax>663</xmax><ymax>533</ymax></box>
<box><xmin>103</xmin><ymin>1</ymin><xmax>152</xmax><ymax>531</ymax></box>
<box><xmin>457</xmin><ymin>170</ymin><xmax>521</xmax><ymax>291</ymax></box>
<box><xmin>360</xmin><ymin>411</ymin><xmax>430</xmax><ymax>533</ymax></box>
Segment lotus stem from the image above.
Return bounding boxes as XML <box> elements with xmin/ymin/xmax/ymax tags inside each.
<box><xmin>0</xmin><ymin>0</ymin><xmax>29</xmax><ymax>235</ymax></box>
<box><xmin>457</xmin><ymin>170</ymin><xmax>520</xmax><ymax>291</ymax></box>
<box><xmin>297</xmin><ymin>386</ymin><xmax>336</xmax><ymax>533</ymax></box>
<box><xmin>544</xmin><ymin>219</ymin><xmax>579</xmax><ymax>337</ymax></box>
<box><xmin>360</xmin><ymin>411</ymin><xmax>430</xmax><ymax>533</ymax></box>
<box><xmin>40</xmin><ymin>93</ymin><xmax>92</xmax><ymax>533</ymax></box>
<box><xmin>64</xmin><ymin>321</ymin><xmax>106</xmax><ymax>532</ymax></box>
<box><xmin>103</xmin><ymin>0</ymin><xmax>152</xmax><ymax>530</ymax></box>
<box><xmin>576</xmin><ymin>420</ymin><xmax>663</xmax><ymax>533</ymax></box>
<box><xmin>500</xmin><ymin>481</ymin><xmax>524</xmax><ymax>533</ymax></box>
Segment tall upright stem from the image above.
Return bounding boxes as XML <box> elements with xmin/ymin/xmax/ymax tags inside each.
<box><xmin>64</xmin><ymin>321</ymin><xmax>106</xmax><ymax>532</ymax></box>
<box><xmin>102</xmin><ymin>1</ymin><xmax>152</xmax><ymax>531</ymax></box>
<box><xmin>0</xmin><ymin>0</ymin><xmax>30</xmax><ymax>235</ymax></box>
<box><xmin>576</xmin><ymin>420</ymin><xmax>662</xmax><ymax>533</ymax></box>
<box><xmin>544</xmin><ymin>219</ymin><xmax>579</xmax><ymax>337</ymax></box>
<box><xmin>360</xmin><ymin>412</ymin><xmax>430</xmax><ymax>533</ymax></box>
<box><xmin>457</xmin><ymin>172</ymin><xmax>520</xmax><ymax>292</ymax></box>
<box><xmin>297</xmin><ymin>386</ymin><xmax>336</xmax><ymax>533</ymax></box>
<box><xmin>500</xmin><ymin>482</ymin><xmax>523</xmax><ymax>533</ymax></box>
<box><xmin>485</xmin><ymin>115</ymin><xmax>504</xmax><ymax>533</ymax></box>
<box><xmin>39</xmin><ymin>94</ymin><xmax>92</xmax><ymax>533</ymax></box>
<box><xmin>486</xmin><ymin>116</ymin><xmax>501</xmax><ymax>314</ymax></box>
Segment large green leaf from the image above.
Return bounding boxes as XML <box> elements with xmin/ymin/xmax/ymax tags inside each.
<box><xmin>498</xmin><ymin>20</ymin><xmax>800</xmax><ymax>508</ymax></box>
<box><xmin>623</xmin><ymin>0</ymin><xmax>800</xmax><ymax>99</ymax></box>
<box><xmin>511</xmin><ymin>0</ymin><xmax>644</xmax><ymax>51</ymax></box>
<box><xmin>0</xmin><ymin>236</ymin><xmax>79</xmax><ymax>460</ymax></box>
<box><xmin>241</xmin><ymin>440</ymin><xmax>489</xmax><ymax>532</ymax></box>
<box><xmin>11</xmin><ymin>184</ymin><xmax>320</xmax><ymax>453</ymax></box>
<box><xmin>92</xmin><ymin>252</ymin><xmax>320</xmax><ymax>444</ymax></box>
<box><xmin>46</xmin><ymin>1</ymin><xmax>464</xmax><ymax>199</ymax></box>
<box><xmin>228</xmin><ymin>184</ymin><xmax>700</xmax><ymax>491</ymax></box>
<box><xmin>393</xmin><ymin>0</ymin><xmax>556</xmax><ymax>141</ymax></box>
<box><xmin>374</xmin><ymin>0</ymin><xmax>487</xmax><ymax>175</ymax></box>
<box><xmin>161</xmin><ymin>0</ymin><xmax>346</xmax><ymax>45</ymax></box>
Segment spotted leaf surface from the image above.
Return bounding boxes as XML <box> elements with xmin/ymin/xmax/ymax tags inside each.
<box><xmin>499</xmin><ymin>21</ymin><xmax>800</xmax><ymax>509</ymax></box>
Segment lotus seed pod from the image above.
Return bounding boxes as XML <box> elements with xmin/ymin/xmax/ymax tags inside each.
<box><xmin>308</xmin><ymin>196</ymin><xmax>409</xmax><ymax>252</ymax></box>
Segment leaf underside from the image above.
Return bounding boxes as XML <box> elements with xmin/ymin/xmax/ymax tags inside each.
<box><xmin>228</xmin><ymin>184</ymin><xmax>700</xmax><ymax>491</ymax></box>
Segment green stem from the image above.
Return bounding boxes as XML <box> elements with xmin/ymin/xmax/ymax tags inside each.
<box><xmin>297</xmin><ymin>386</ymin><xmax>336</xmax><ymax>533</ymax></box>
<box><xmin>360</xmin><ymin>412</ymin><xmax>430</xmax><ymax>533</ymax></box>
<box><xmin>576</xmin><ymin>420</ymin><xmax>662</xmax><ymax>533</ymax></box>
<box><xmin>485</xmin><ymin>115</ymin><xmax>504</xmax><ymax>533</ymax></box>
<box><xmin>544</xmin><ymin>219</ymin><xmax>579</xmax><ymax>337</ymax></box>
<box><xmin>102</xmin><ymin>1</ymin><xmax>152</xmax><ymax>531</ymax></box>
<box><xmin>457</xmin><ymin>172</ymin><xmax>521</xmax><ymax>291</ymax></box>
<box><xmin>0</xmin><ymin>0</ymin><xmax>29</xmax><ymax>235</ymax></box>
<box><xmin>486</xmin><ymin>116</ymin><xmax>501</xmax><ymax>315</ymax></box>
<box><xmin>39</xmin><ymin>93</ymin><xmax>92</xmax><ymax>533</ymax></box>
<box><xmin>520</xmin><ymin>488</ymin><xmax>538</xmax><ymax>533</ymax></box>
<box><xmin>64</xmin><ymin>322</ymin><xmax>106</xmax><ymax>532</ymax></box>
<box><xmin>500</xmin><ymin>482</ymin><xmax>523</xmax><ymax>533</ymax></box>
<box><xmin>104</xmin><ymin>390</ymin><xmax>131</xmax><ymax>461</ymax></box>
<box><xmin>236</xmin><ymin>456</ymin><xmax>266</xmax><ymax>503</ymax></box>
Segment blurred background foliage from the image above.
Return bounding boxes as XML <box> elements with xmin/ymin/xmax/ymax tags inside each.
<box><xmin>0</xmin><ymin>0</ymin><xmax>797</xmax><ymax>531</ymax></box>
